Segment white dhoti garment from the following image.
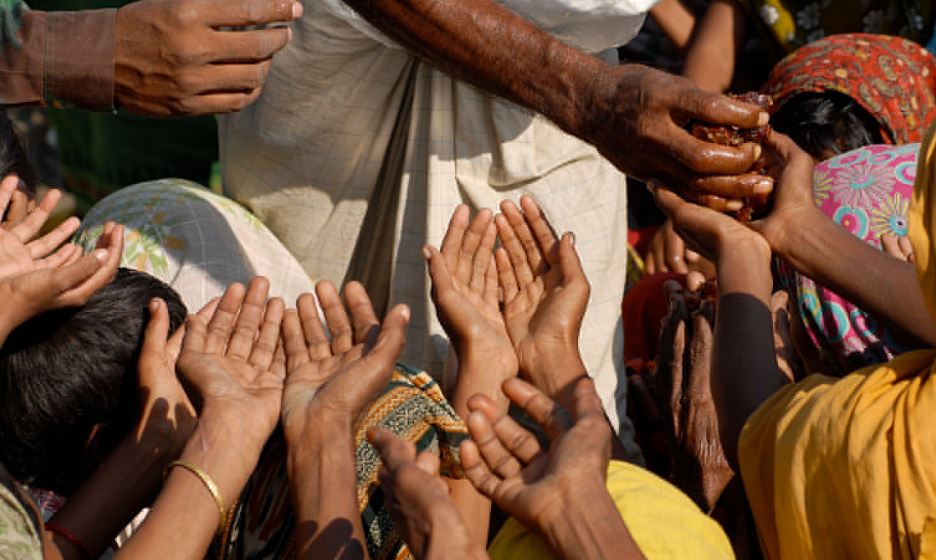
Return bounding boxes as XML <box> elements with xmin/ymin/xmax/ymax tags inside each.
<box><xmin>218</xmin><ymin>0</ymin><xmax>655</xmax><ymax>458</ymax></box>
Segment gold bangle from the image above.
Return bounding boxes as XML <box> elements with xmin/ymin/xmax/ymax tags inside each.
<box><xmin>166</xmin><ymin>459</ymin><xmax>227</xmax><ymax>537</ymax></box>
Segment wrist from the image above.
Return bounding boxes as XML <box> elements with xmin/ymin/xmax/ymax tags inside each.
<box><xmin>540</xmin><ymin>483</ymin><xmax>634</xmax><ymax>560</ymax></box>
<box><xmin>762</xmin><ymin>206</ymin><xmax>822</xmax><ymax>258</ymax></box>
<box><xmin>521</xmin><ymin>349</ymin><xmax>587</xmax><ymax>398</ymax></box>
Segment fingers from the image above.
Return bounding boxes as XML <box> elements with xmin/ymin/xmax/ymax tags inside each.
<box><xmin>297</xmin><ymin>292</ymin><xmax>330</xmax><ymax>359</ymax></box>
<box><xmin>667</xmin><ymin>126</ymin><xmax>762</xmax><ymax>176</ymax></box>
<box><xmin>678</xmin><ymin>89</ymin><xmax>769</xmax><ymax>129</ymax></box>
<box><xmin>344</xmin><ymin>281</ymin><xmax>379</xmax><ymax>346</ymax></box>
<box><xmin>501</xmin><ymin>378</ymin><xmax>572</xmax><ymax>440</ymax></box>
<box><xmin>469</xmin><ymin>218</ymin><xmax>496</xmax><ymax>295</ymax></box>
<box><xmin>35</xmin><ymin>243</ymin><xmax>80</xmax><ymax>271</ymax></box>
<box><xmin>455</xmin><ymin>209</ymin><xmax>492</xmax><ymax>287</ymax></box>
<box><xmin>466</xmin><ymin>410</ymin><xmax>525</xmax><ymax>479</ymax></box>
<box><xmin>368</xmin><ymin>427</ymin><xmax>417</xmax><ymax>472</ymax></box>
<box><xmin>282</xmin><ymin>308</ymin><xmax>310</xmax><ymax>368</ymax></box>
<box><xmin>141</xmin><ymin>298</ymin><xmax>171</xmax><ymax>362</ymax></box>
<box><xmin>316</xmin><ymin>281</ymin><xmax>353</xmax><ymax>354</ymax></box>
<box><xmin>689</xmin><ymin>172</ymin><xmax>773</xmax><ymax>202</ymax></box>
<box><xmin>227</xmin><ymin>277</ymin><xmax>272</xmax><ymax>361</ymax></box>
<box><xmin>249</xmin><ymin>297</ymin><xmax>284</xmax><ymax>370</ymax></box>
<box><xmin>205</xmin><ymin>282</ymin><xmax>247</xmax><ymax>354</ymax></box>
<box><xmin>900</xmin><ymin>236</ymin><xmax>915</xmax><ymax>263</ymax></box>
<box><xmin>881</xmin><ymin>233</ymin><xmax>902</xmax><ymax>258</ymax></box>
<box><xmin>203</xmin><ymin>0</ymin><xmax>301</xmax><ymax>27</ymax></box>
<box><xmin>0</xmin><ymin>175</ymin><xmax>17</xmax><ymax>217</ymax></box>
<box><xmin>180</xmin><ymin>59</ymin><xmax>273</xmax><ymax>94</ymax></box>
<box><xmin>500</xmin><ymin>200</ymin><xmax>546</xmax><ymax>275</ymax></box>
<box><xmin>467</xmin><ymin>393</ymin><xmax>543</xmax><ymax>466</ymax></box>
<box><xmin>664</xmin><ymin>222</ymin><xmax>688</xmax><ymax>274</ymax></box>
<box><xmin>557</xmin><ymin>233</ymin><xmax>588</xmax><ymax>291</ymax></box>
<box><xmin>55</xmin><ymin>225</ymin><xmax>123</xmax><ymax>306</ymax></box>
<box><xmin>519</xmin><ymin>196</ymin><xmax>559</xmax><ymax>266</ymax></box>
<box><xmin>426</xmin><ymin>244</ymin><xmax>456</xmax><ymax>302</ymax></box>
<box><xmin>441</xmin><ymin>205</ymin><xmax>470</xmax><ymax>274</ymax></box>
<box><xmin>568</xmin><ymin>376</ymin><xmax>607</xmax><ymax>422</ymax></box>
<box><xmin>10</xmin><ymin>188</ymin><xmax>60</xmax><ymax>242</ymax></box>
<box><xmin>27</xmin><ymin>215</ymin><xmax>81</xmax><ymax>261</ymax></box>
<box><xmin>367</xmin><ymin>303</ymin><xmax>410</xmax><ymax>362</ymax></box>
<box><xmin>495</xmin><ymin>214</ymin><xmax>534</xmax><ymax>288</ymax></box>
<box><xmin>459</xmin><ymin>439</ymin><xmax>502</xmax><ymax>500</ymax></box>
<box><xmin>495</xmin><ymin>247</ymin><xmax>519</xmax><ymax>302</ymax></box>
<box><xmin>686</xmin><ymin>270</ymin><xmax>707</xmax><ymax>292</ymax></box>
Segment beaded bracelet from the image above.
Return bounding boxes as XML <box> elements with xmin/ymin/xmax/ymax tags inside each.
<box><xmin>45</xmin><ymin>522</ymin><xmax>92</xmax><ymax>560</ymax></box>
<box><xmin>166</xmin><ymin>459</ymin><xmax>227</xmax><ymax>537</ymax></box>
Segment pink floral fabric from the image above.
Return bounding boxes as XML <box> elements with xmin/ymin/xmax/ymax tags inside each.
<box><xmin>778</xmin><ymin>143</ymin><xmax>920</xmax><ymax>374</ymax></box>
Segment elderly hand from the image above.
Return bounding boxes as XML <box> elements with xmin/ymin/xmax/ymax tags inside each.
<box><xmin>114</xmin><ymin>0</ymin><xmax>303</xmax><ymax>116</ymax></box>
<box><xmin>584</xmin><ymin>65</ymin><xmax>772</xmax><ymax>207</ymax></box>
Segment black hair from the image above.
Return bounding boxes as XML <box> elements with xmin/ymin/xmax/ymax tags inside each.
<box><xmin>0</xmin><ymin>112</ymin><xmax>37</xmax><ymax>193</ymax></box>
<box><xmin>771</xmin><ymin>91</ymin><xmax>885</xmax><ymax>159</ymax></box>
<box><xmin>0</xmin><ymin>268</ymin><xmax>187</xmax><ymax>493</ymax></box>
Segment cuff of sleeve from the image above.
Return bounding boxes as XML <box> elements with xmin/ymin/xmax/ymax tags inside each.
<box><xmin>46</xmin><ymin>9</ymin><xmax>116</xmax><ymax>111</ymax></box>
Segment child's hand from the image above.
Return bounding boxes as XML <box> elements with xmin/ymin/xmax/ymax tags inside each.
<box><xmin>426</xmin><ymin>205</ymin><xmax>516</xmax><ymax>379</ymax></box>
<box><xmin>495</xmin><ymin>197</ymin><xmax>589</xmax><ymax>396</ymax></box>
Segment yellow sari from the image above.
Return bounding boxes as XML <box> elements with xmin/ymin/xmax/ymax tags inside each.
<box><xmin>738</xmin><ymin>127</ymin><xmax>936</xmax><ymax>558</ymax></box>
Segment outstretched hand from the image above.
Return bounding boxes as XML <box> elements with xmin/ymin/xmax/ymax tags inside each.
<box><xmin>494</xmin><ymin>197</ymin><xmax>589</xmax><ymax>396</ymax></box>
<box><xmin>460</xmin><ymin>377</ymin><xmax>610</xmax><ymax>533</ymax></box>
<box><xmin>280</xmin><ymin>281</ymin><xmax>409</xmax><ymax>440</ymax></box>
<box><xmin>368</xmin><ymin>428</ymin><xmax>487</xmax><ymax>560</ymax></box>
<box><xmin>176</xmin><ymin>277</ymin><xmax>286</xmax><ymax>448</ymax></box>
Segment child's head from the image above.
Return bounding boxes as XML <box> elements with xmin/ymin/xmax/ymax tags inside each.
<box><xmin>0</xmin><ymin>112</ymin><xmax>37</xmax><ymax>192</ymax></box>
<box><xmin>771</xmin><ymin>91</ymin><xmax>884</xmax><ymax>160</ymax></box>
<box><xmin>0</xmin><ymin>268</ymin><xmax>187</xmax><ymax>493</ymax></box>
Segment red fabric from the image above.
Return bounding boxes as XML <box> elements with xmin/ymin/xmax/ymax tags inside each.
<box><xmin>621</xmin><ymin>272</ymin><xmax>687</xmax><ymax>373</ymax></box>
<box><xmin>628</xmin><ymin>225</ymin><xmax>660</xmax><ymax>258</ymax></box>
<box><xmin>762</xmin><ymin>33</ymin><xmax>936</xmax><ymax>144</ymax></box>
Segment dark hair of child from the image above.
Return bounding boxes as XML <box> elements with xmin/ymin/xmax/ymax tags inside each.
<box><xmin>771</xmin><ymin>91</ymin><xmax>885</xmax><ymax>159</ymax></box>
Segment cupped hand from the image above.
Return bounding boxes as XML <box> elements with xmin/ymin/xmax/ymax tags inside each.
<box><xmin>114</xmin><ymin>0</ymin><xmax>303</xmax><ymax>116</ymax></box>
<box><xmin>280</xmin><ymin>281</ymin><xmax>409</xmax><ymax>440</ymax></box>
<box><xmin>749</xmin><ymin>131</ymin><xmax>820</xmax><ymax>254</ymax></box>
<box><xmin>643</xmin><ymin>218</ymin><xmax>716</xmax><ymax>279</ymax></box>
<box><xmin>0</xmin><ymin>177</ymin><xmax>82</xmax><ymax>280</ymax></box>
<box><xmin>368</xmin><ymin>428</ymin><xmax>487</xmax><ymax>560</ymax></box>
<box><xmin>426</xmin><ymin>205</ymin><xmax>516</xmax><ymax>376</ymax></box>
<box><xmin>494</xmin><ymin>197</ymin><xmax>589</xmax><ymax>388</ymax></box>
<box><xmin>652</xmin><ymin>183</ymin><xmax>769</xmax><ymax>264</ymax></box>
<box><xmin>585</xmin><ymin>65</ymin><xmax>772</xmax><ymax>205</ymax></box>
<box><xmin>176</xmin><ymin>277</ymin><xmax>286</xmax><ymax>448</ymax></box>
<box><xmin>459</xmin><ymin>377</ymin><xmax>611</xmax><ymax>533</ymax></box>
<box><xmin>0</xmin><ymin>221</ymin><xmax>124</xmax><ymax>342</ymax></box>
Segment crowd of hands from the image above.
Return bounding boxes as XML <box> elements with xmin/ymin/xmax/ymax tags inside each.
<box><xmin>0</xmin><ymin>171</ymin><xmax>645</xmax><ymax>558</ymax></box>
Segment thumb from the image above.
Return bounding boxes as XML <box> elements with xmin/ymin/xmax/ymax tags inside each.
<box><xmin>681</xmin><ymin>89</ymin><xmax>770</xmax><ymax>129</ymax></box>
<box><xmin>370</xmin><ymin>304</ymin><xmax>410</xmax><ymax>359</ymax></box>
<box><xmin>141</xmin><ymin>298</ymin><xmax>171</xmax><ymax>364</ymax></box>
<box><xmin>49</xmin><ymin>249</ymin><xmax>108</xmax><ymax>294</ymax></box>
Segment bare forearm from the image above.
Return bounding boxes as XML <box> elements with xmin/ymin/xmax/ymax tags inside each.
<box><xmin>682</xmin><ymin>0</ymin><xmax>745</xmax><ymax>92</ymax></box>
<box><xmin>288</xmin><ymin>420</ymin><xmax>367</xmax><ymax>560</ymax></box>
<box><xmin>116</xmin><ymin>414</ymin><xmax>264</xmax><ymax>559</ymax></box>
<box><xmin>712</xmin><ymin>242</ymin><xmax>786</xmax><ymax>468</ymax></box>
<box><xmin>650</xmin><ymin>0</ymin><xmax>697</xmax><ymax>51</ymax></box>
<box><xmin>338</xmin><ymin>0</ymin><xmax>609</xmax><ymax>139</ymax></box>
<box><xmin>779</xmin><ymin>213</ymin><xmax>936</xmax><ymax>346</ymax></box>
<box><xmin>48</xmin><ymin>435</ymin><xmax>173</xmax><ymax>558</ymax></box>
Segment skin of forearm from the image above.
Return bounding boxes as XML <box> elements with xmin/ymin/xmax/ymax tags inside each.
<box><xmin>682</xmin><ymin>0</ymin><xmax>746</xmax><ymax>92</ymax></box>
<box><xmin>47</xmin><ymin>434</ymin><xmax>175</xmax><ymax>558</ymax></box>
<box><xmin>778</xmin><ymin>213</ymin><xmax>936</xmax><ymax>347</ymax></box>
<box><xmin>650</xmin><ymin>0</ymin><xmax>696</xmax><ymax>51</ymax></box>
<box><xmin>337</xmin><ymin>0</ymin><xmax>611</xmax><ymax>139</ymax></box>
<box><xmin>287</xmin><ymin>417</ymin><xmax>367</xmax><ymax>560</ymax></box>
<box><xmin>712</xmin><ymin>241</ymin><xmax>787</xmax><ymax>468</ymax></box>
<box><xmin>541</xmin><ymin>484</ymin><xmax>646</xmax><ymax>560</ymax></box>
<box><xmin>116</xmin><ymin>413</ymin><xmax>264</xmax><ymax>559</ymax></box>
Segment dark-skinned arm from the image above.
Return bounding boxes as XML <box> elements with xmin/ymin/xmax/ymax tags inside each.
<box><xmin>337</xmin><ymin>0</ymin><xmax>772</xmax><ymax>199</ymax></box>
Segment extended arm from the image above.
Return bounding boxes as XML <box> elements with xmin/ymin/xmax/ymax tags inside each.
<box><xmin>682</xmin><ymin>0</ymin><xmax>747</xmax><ymax>92</ymax></box>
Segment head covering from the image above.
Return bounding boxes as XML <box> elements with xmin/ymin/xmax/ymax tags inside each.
<box><xmin>776</xmin><ymin>143</ymin><xmax>921</xmax><ymax>374</ymax></box>
<box><xmin>738</xmin><ymin>127</ymin><xmax>936</xmax><ymax>559</ymax></box>
<box><xmin>762</xmin><ymin>34</ymin><xmax>936</xmax><ymax>144</ymax></box>
<box><xmin>488</xmin><ymin>460</ymin><xmax>733</xmax><ymax>560</ymax></box>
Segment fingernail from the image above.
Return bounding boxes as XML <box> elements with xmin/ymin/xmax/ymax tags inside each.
<box><xmin>400</xmin><ymin>305</ymin><xmax>411</xmax><ymax>321</ymax></box>
<box><xmin>422</xmin><ymin>246</ymin><xmax>432</xmax><ymax>260</ymax></box>
<box><xmin>752</xmin><ymin>144</ymin><xmax>762</xmax><ymax>161</ymax></box>
<box><xmin>292</xmin><ymin>1</ymin><xmax>303</xmax><ymax>18</ymax></box>
<box><xmin>149</xmin><ymin>299</ymin><xmax>160</xmax><ymax>311</ymax></box>
<box><xmin>726</xmin><ymin>200</ymin><xmax>744</xmax><ymax>211</ymax></box>
<box><xmin>646</xmin><ymin>179</ymin><xmax>659</xmax><ymax>192</ymax></box>
<box><xmin>754</xmin><ymin>178</ymin><xmax>773</xmax><ymax>194</ymax></box>
<box><xmin>94</xmin><ymin>249</ymin><xmax>109</xmax><ymax>262</ymax></box>
<box><xmin>566</xmin><ymin>231</ymin><xmax>576</xmax><ymax>245</ymax></box>
<box><xmin>757</xmin><ymin>112</ymin><xmax>770</xmax><ymax>127</ymax></box>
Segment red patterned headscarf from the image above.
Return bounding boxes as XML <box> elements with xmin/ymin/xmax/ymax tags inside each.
<box><xmin>762</xmin><ymin>33</ymin><xmax>936</xmax><ymax>144</ymax></box>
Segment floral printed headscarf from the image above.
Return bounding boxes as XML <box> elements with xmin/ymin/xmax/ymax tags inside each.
<box><xmin>763</xmin><ymin>33</ymin><xmax>936</xmax><ymax>144</ymax></box>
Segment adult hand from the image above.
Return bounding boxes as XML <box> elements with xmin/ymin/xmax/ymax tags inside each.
<box><xmin>494</xmin><ymin>197</ymin><xmax>589</xmax><ymax>391</ymax></box>
<box><xmin>651</xmin><ymin>182</ymin><xmax>769</xmax><ymax>264</ymax></box>
<box><xmin>0</xmin><ymin>221</ymin><xmax>123</xmax><ymax>342</ymax></box>
<box><xmin>280</xmin><ymin>281</ymin><xmax>409</xmax><ymax>440</ymax></box>
<box><xmin>585</xmin><ymin>65</ymin><xmax>772</xmax><ymax>205</ymax></box>
<box><xmin>0</xmin><ymin>177</ymin><xmax>81</xmax><ymax>280</ymax></box>
<box><xmin>114</xmin><ymin>0</ymin><xmax>303</xmax><ymax>116</ymax></box>
<box><xmin>425</xmin><ymin>205</ymin><xmax>517</xmax><ymax>381</ymax></box>
<box><xmin>654</xmin><ymin>281</ymin><xmax>733</xmax><ymax>512</ymax></box>
<box><xmin>643</xmin><ymin>219</ymin><xmax>716</xmax><ymax>279</ymax></box>
<box><xmin>460</xmin><ymin>377</ymin><xmax>611</xmax><ymax>533</ymax></box>
<box><xmin>368</xmin><ymin>428</ymin><xmax>488</xmax><ymax>560</ymax></box>
<box><xmin>749</xmin><ymin>132</ymin><xmax>820</xmax><ymax>255</ymax></box>
<box><xmin>176</xmin><ymin>277</ymin><xmax>286</xmax><ymax>449</ymax></box>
